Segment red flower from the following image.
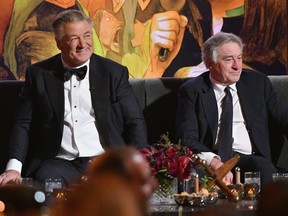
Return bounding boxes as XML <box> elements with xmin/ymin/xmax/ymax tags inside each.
<box><xmin>139</xmin><ymin>148</ymin><xmax>152</xmax><ymax>158</ymax></box>
<box><xmin>177</xmin><ymin>156</ymin><xmax>191</xmax><ymax>180</ymax></box>
<box><xmin>139</xmin><ymin>133</ymin><xmax>197</xmax><ymax>181</ymax></box>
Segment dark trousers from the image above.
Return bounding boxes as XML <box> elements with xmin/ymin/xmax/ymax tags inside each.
<box><xmin>31</xmin><ymin>157</ymin><xmax>91</xmax><ymax>187</ymax></box>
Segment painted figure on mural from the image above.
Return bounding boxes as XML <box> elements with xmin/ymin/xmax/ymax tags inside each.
<box><xmin>92</xmin><ymin>0</ymin><xmax>213</xmax><ymax>78</ymax></box>
<box><xmin>239</xmin><ymin>0</ymin><xmax>287</xmax><ymax>75</ymax></box>
<box><xmin>1</xmin><ymin>0</ymin><xmax>213</xmax><ymax>79</ymax></box>
<box><xmin>182</xmin><ymin>0</ymin><xmax>287</xmax><ymax>76</ymax></box>
<box><xmin>2</xmin><ymin>0</ymin><xmax>104</xmax><ymax>80</ymax></box>
<box><xmin>0</xmin><ymin>0</ymin><xmax>15</xmax><ymax>80</ymax></box>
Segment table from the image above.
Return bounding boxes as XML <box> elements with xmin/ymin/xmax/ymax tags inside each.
<box><xmin>149</xmin><ymin>199</ymin><xmax>258</xmax><ymax>216</ymax></box>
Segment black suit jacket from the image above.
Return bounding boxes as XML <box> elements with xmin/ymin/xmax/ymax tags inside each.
<box><xmin>8</xmin><ymin>54</ymin><xmax>148</xmax><ymax>175</ymax></box>
<box><xmin>176</xmin><ymin>70</ymin><xmax>288</xmax><ymax>162</ymax></box>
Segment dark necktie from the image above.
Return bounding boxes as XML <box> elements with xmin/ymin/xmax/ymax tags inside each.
<box><xmin>217</xmin><ymin>86</ymin><xmax>233</xmax><ymax>162</ymax></box>
<box><xmin>64</xmin><ymin>65</ymin><xmax>87</xmax><ymax>81</ymax></box>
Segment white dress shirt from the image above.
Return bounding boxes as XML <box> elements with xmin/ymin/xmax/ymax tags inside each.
<box><xmin>57</xmin><ymin>59</ymin><xmax>104</xmax><ymax>159</ymax></box>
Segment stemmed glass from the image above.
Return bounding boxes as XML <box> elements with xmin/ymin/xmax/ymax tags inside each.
<box><xmin>182</xmin><ymin>168</ymin><xmax>197</xmax><ymax>193</ymax></box>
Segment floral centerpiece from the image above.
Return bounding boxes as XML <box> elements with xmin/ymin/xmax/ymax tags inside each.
<box><xmin>139</xmin><ymin>133</ymin><xmax>199</xmax><ymax>203</ymax></box>
<box><xmin>139</xmin><ymin>133</ymin><xmax>197</xmax><ymax>181</ymax></box>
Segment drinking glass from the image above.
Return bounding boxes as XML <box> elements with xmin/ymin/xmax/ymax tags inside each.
<box><xmin>182</xmin><ymin>178</ymin><xmax>194</xmax><ymax>194</ymax></box>
<box><xmin>45</xmin><ymin>178</ymin><xmax>63</xmax><ymax>193</ymax></box>
<box><xmin>272</xmin><ymin>173</ymin><xmax>288</xmax><ymax>181</ymax></box>
<box><xmin>244</xmin><ymin>172</ymin><xmax>260</xmax><ymax>200</ymax></box>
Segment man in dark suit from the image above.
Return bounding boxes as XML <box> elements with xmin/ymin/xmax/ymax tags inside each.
<box><xmin>176</xmin><ymin>32</ymin><xmax>288</xmax><ymax>188</ymax></box>
<box><xmin>0</xmin><ymin>10</ymin><xmax>147</xmax><ymax>186</ymax></box>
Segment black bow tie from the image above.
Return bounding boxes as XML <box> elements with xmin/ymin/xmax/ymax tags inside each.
<box><xmin>64</xmin><ymin>66</ymin><xmax>87</xmax><ymax>81</ymax></box>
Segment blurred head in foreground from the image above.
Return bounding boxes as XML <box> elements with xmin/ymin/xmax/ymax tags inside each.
<box><xmin>51</xmin><ymin>173</ymin><xmax>143</xmax><ymax>216</ymax></box>
<box><xmin>257</xmin><ymin>180</ymin><xmax>288</xmax><ymax>216</ymax></box>
<box><xmin>86</xmin><ymin>147</ymin><xmax>158</xmax><ymax>212</ymax></box>
<box><xmin>51</xmin><ymin>147</ymin><xmax>157</xmax><ymax>216</ymax></box>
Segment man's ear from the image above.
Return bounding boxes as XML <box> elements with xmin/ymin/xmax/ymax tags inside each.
<box><xmin>55</xmin><ymin>37</ymin><xmax>62</xmax><ymax>50</ymax></box>
<box><xmin>206</xmin><ymin>60</ymin><xmax>213</xmax><ymax>69</ymax></box>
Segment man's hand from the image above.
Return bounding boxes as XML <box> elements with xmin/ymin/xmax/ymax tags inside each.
<box><xmin>210</xmin><ymin>157</ymin><xmax>234</xmax><ymax>184</ymax></box>
<box><xmin>144</xmin><ymin>11</ymin><xmax>188</xmax><ymax>78</ymax></box>
<box><xmin>0</xmin><ymin>170</ymin><xmax>21</xmax><ymax>186</ymax></box>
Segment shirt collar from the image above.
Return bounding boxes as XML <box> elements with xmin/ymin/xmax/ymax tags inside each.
<box><xmin>209</xmin><ymin>74</ymin><xmax>237</xmax><ymax>92</ymax></box>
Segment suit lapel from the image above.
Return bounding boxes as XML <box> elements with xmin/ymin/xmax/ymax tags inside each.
<box><xmin>236</xmin><ymin>79</ymin><xmax>255</xmax><ymax>129</ymax></box>
<box><xmin>201</xmin><ymin>74</ymin><xmax>218</xmax><ymax>142</ymax></box>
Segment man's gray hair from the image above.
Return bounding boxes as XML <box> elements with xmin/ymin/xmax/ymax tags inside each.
<box><xmin>52</xmin><ymin>9</ymin><xmax>93</xmax><ymax>39</ymax></box>
<box><xmin>202</xmin><ymin>32</ymin><xmax>244</xmax><ymax>67</ymax></box>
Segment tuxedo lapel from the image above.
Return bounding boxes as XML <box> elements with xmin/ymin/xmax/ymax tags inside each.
<box><xmin>43</xmin><ymin>56</ymin><xmax>65</xmax><ymax>129</ymax></box>
<box><xmin>89</xmin><ymin>55</ymin><xmax>109</xmax><ymax>113</ymax></box>
<box><xmin>89</xmin><ymin>55</ymin><xmax>110</xmax><ymax>142</ymax></box>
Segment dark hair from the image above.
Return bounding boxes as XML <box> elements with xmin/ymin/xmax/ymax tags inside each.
<box><xmin>52</xmin><ymin>9</ymin><xmax>93</xmax><ymax>39</ymax></box>
<box><xmin>87</xmin><ymin>147</ymin><xmax>139</xmax><ymax>181</ymax></box>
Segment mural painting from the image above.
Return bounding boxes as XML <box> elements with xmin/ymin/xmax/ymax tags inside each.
<box><xmin>0</xmin><ymin>0</ymin><xmax>287</xmax><ymax>80</ymax></box>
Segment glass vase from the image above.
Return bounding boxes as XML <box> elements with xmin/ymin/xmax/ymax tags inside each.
<box><xmin>151</xmin><ymin>177</ymin><xmax>178</xmax><ymax>204</ymax></box>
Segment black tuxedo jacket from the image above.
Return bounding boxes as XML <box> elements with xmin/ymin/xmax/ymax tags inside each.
<box><xmin>8</xmin><ymin>54</ymin><xmax>148</xmax><ymax>175</ymax></box>
<box><xmin>176</xmin><ymin>70</ymin><xmax>288</xmax><ymax>162</ymax></box>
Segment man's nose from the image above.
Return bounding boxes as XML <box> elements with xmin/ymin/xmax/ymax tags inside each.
<box><xmin>232</xmin><ymin>59</ymin><xmax>242</xmax><ymax>69</ymax></box>
<box><xmin>78</xmin><ymin>37</ymin><xmax>85</xmax><ymax>47</ymax></box>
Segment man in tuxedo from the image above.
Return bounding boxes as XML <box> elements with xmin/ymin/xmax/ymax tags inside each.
<box><xmin>0</xmin><ymin>10</ymin><xmax>147</xmax><ymax>186</ymax></box>
<box><xmin>176</xmin><ymin>32</ymin><xmax>288</xmax><ymax>188</ymax></box>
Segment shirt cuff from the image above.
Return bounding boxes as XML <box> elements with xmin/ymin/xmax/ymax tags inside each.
<box><xmin>197</xmin><ymin>152</ymin><xmax>221</xmax><ymax>166</ymax></box>
<box><xmin>6</xmin><ymin>159</ymin><xmax>22</xmax><ymax>174</ymax></box>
